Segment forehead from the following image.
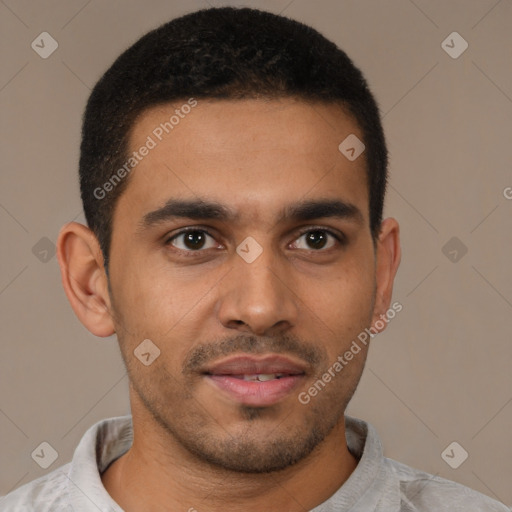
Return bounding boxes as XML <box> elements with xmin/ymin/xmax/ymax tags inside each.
<box><xmin>115</xmin><ymin>98</ymin><xmax>369</xmax><ymax>226</ymax></box>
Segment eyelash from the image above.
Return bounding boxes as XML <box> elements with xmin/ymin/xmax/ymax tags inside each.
<box><xmin>164</xmin><ymin>226</ymin><xmax>346</xmax><ymax>254</ymax></box>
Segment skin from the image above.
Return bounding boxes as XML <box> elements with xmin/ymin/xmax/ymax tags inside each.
<box><xmin>57</xmin><ymin>98</ymin><xmax>401</xmax><ymax>512</ymax></box>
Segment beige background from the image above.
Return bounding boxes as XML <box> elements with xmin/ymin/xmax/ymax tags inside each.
<box><xmin>1</xmin><ymin>0</ymin><xmax>511</xmax><ymax>505</ymax></box>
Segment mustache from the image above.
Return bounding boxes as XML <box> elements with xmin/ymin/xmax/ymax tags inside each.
<box><xmin>182</xmin><ymin>333</ymin><xmax>326</xmax><ymax>374</ymax></box>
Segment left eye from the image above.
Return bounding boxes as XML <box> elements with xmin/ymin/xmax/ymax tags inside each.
<box><xmin>291</xmin><ymin>230</ymin><xmax>339</xmax><ymax>250</ymax></box>
<box><xmin>166</xmin><ymin>230</ymin><xmax>217</xmax><ymax>251</ymax></box>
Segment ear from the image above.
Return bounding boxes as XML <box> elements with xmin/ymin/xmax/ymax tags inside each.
<box><xmin>371</xmin><ymin>217</ymin><xmax>401</xmax><ymax>332</ymax></box>
<box><xmin>56</xmin><ymin>222</ymin><xmax>115</xmax><ymax>337</ymax></box>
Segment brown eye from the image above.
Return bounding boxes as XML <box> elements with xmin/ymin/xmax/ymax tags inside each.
<box><xmin>167</xmin><ymin>230</ymin><xmax>217</xmax><ymax>251</ymax></box>
<box><xmin>292</xmin><ymin>229</ymin><xmax>338</xmax><ymax>251</ymax></box>
<box><xmin>305</xmin><ymin>230</ymin><xmax>329</xmax><ymax>249</ymax></box>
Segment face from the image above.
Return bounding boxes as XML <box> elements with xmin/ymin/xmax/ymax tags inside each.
<box><xmin>107</xmin><ymin>98</ymin><xmax>380</xmax><ymax>473</ymax></box>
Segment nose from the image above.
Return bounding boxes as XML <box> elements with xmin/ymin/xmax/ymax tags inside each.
<box><xmin>216</xmin><ymin>249</ymin><xmax>299</xmax><ymax>337</ymax></box>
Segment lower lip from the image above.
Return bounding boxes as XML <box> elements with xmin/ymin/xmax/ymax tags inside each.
<box><xmin>206</xmin><ymin>375</ymin><xmax>304</xmax><ymax>406</ymax></box>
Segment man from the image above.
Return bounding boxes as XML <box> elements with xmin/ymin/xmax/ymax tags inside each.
<box><xmin>1</xmin><ymin>6</ymin><xmax>508</xmax><ymax>512</ymax></box>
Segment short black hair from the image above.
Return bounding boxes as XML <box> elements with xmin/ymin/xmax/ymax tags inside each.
<box><xmin>79</xmin><ymin>6</ymin><xmax>388</xmax><ymax>271</ymax></box>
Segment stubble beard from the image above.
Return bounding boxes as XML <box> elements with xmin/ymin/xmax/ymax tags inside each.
<box><xmin>128</xmin><ymin>359</ymin><xmax>363</xmax><ymax>474</ymax></box>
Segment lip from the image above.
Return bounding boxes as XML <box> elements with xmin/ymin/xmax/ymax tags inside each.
<box><xmin>202</xmin><ymin>354</ymin><xmax>307</xmax><ymax>407</ymax></box>
<box><xmin>203</xmin><ymin>354</ymin><xmax>308</xmax><ymax>376</ymax></box>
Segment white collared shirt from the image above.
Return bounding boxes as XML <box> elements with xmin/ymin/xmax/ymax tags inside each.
<box><xmin>1</xmin><ymin>415</ymin><xmax>509</xmax><ymax>511</ymax></box>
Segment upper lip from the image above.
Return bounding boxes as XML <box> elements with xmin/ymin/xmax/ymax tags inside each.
<box><xmin>202</xmin><ymin>354</ymin><xmax>308</xmax><ymax>376</ymax></box>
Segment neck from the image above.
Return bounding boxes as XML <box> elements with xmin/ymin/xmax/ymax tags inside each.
<box><xmin>101</xmin><ymin>413</ymin><xmax>358</xmax><ymax>512</ymax></box>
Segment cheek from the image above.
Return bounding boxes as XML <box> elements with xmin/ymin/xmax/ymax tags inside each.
<box><xmin>110</xmin><ymin>257</ymin><xmax>184</xmax><ymax>328</ymax></box>
<box><xmin>109</xmin><ymin>259</ymin><xmax>222</xmax><ymax>366</ymax></box>
<box><xmin>318</xmin><ymin>244</ymin><xmax>375</xmax><ymax>298</ymax></box>
<box><xmin>306</xmin><ymin>252</ymin><xmax>375</xmax><ymax>355</ymax></box>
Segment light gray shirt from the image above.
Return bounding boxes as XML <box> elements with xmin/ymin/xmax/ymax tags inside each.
<box><xmin>1</xmin><ymin>415</ymin><xmax>509</xmax><ymax>511</ymax></box>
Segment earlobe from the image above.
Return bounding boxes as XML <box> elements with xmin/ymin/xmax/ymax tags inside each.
<box><xmin>371</xmin><ymin>218</ymin><xmax>401</xmax><ymax>332</ymax></box>
<box><xmin>56</xmin><ymin>222</ymin><xmax>115</xmax><ymax>337</ymax></box>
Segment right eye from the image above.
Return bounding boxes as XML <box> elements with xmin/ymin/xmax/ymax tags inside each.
<box><xmin>165</xmin><ymin>229</ymin><xmax>219</xmax><ymax>252</ymax></box>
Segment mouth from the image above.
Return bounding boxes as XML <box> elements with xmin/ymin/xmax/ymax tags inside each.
<box><xmin>223</xmin><ymin>373</ymin><xmax>293</xmax><ymax>381</ymax></box>
<box><xmin>201</xmin><ymin>354</ymin><xmax>307</xmax><ymax>407</ymax></box>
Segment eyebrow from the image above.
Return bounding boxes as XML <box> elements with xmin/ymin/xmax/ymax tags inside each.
<box><xmin>138</xmin><ymin>198</ymin><xmax>364</xmax><ymax>232</ymax></box>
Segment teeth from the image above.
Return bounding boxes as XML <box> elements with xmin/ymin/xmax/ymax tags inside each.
<box><xmin>256</xmin><ymin>374</ymin><xmax>277</xmax><ymax>381</ymax></box>
<box><xmin>242</xmin><ymin>373</ymin><xmax>285</xmax><ymax>381</ymax></box>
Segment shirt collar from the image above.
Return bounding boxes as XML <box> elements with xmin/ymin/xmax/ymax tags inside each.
<box><xmin>66</xmin><ymin>415</ymin><xmax>133</xmax><ymax>511</ymax></box>
<box><xmin>63</xmin><ymin>414</ymin><xmax>399</xmax><ymax>511</ymax></box>
<box><xmin>311</xmin><ymin>415</ymin><xmax>400</xmax><ymax>511</ymax></box>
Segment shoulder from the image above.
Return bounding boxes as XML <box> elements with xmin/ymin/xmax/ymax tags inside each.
<box><xmin>384</xmin><ymin>457</ymin><xmax>510</xmax><ymax>511</ymax></box>
<box><xmin>0</xmin><ymin>463</ymin><xmax>72</xmax><ymax>512</ymax></box>
<box><xmin>1</xmin><ymin>416</ymin><xmax>131</xmax><ymax>512</ymax></box>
